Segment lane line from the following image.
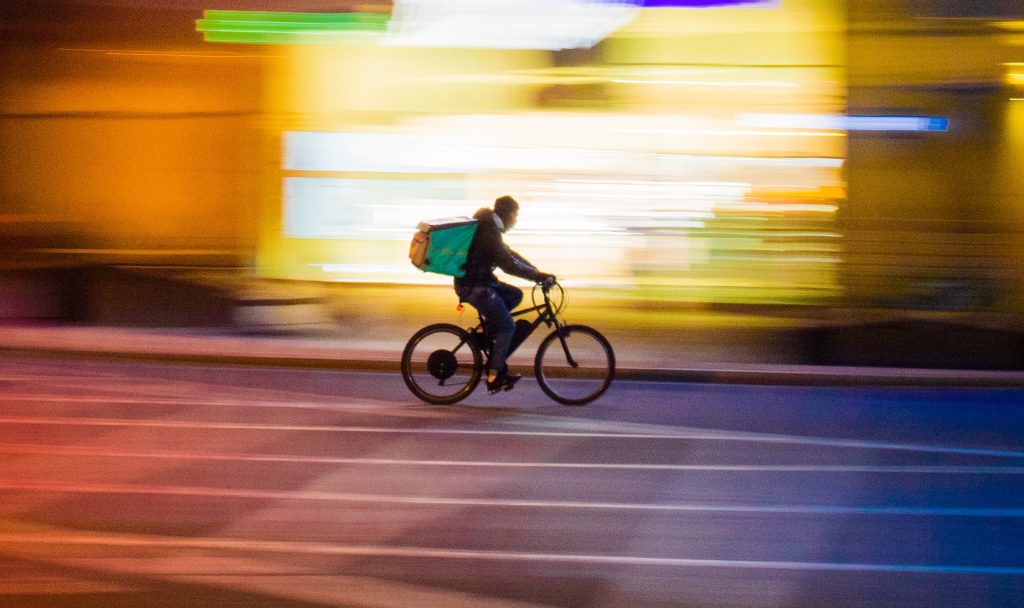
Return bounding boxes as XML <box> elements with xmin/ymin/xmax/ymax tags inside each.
<box><xmin>511</xmin><ymin>415</ymin><xmax>1024</xmax><ymax>460</ymax></box>
<box><xmin>1</xmin><ymin>415</ymin><xmax>1022</xmax><ymax>459</ymax></box>
<box><xmin>1</xmin><ymin>443</ymin><xmax>1023</xmax><ymax>475</ymax></box>
<box><xmin>2</xmin><ymin>533</ymin><xmax>1023</xmax><ymax>576</ymax></box>
<box><xmin>2</xmin><ymin>480</ymin><xmax>1022</xmax><ymax>518</ymax></box>
<box><xmin>0</xmin><ymin>394</ymin><xmax>393</xmax><ymax>412</ymax></box>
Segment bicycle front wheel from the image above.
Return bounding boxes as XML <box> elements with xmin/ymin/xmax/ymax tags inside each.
<box><xmin>534</xmin><ymin>324</ymin><xmax>615</xmax><ymax>405</ymax></box>
<box><xmin>401</xmin><ymin>323</ymin><xmax>482</xmax><ymax>405</ymax></box>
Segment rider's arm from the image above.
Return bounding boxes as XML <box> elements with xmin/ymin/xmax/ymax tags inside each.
<box><xmin>495</xmin><ymin>245</ymin><xmax>545</xmax><ymax>282</ymax></box>
<box><xmin>509</xmin><ymin>248</ymin><xmax>538</xmax><ymax>273</ymax></box>
<box><xmin>487</xmin><ymin>229</ymin><xmax>546</xmax><ymax>282</ymax></box>
<box><xmin>508</xmin><ymin>248</ymin><xmax>555</xmax><ymax>283</ymax></box>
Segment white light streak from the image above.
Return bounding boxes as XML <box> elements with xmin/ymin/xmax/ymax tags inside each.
<box><xmin>384</xmin><ymin>0</ymin><xmax>639</xmax><ymax>50</ymax></box>
<box><xmin>621</xmin><ymin>128</ymin><xmax>843</xmax><ymax>137</ymax></box>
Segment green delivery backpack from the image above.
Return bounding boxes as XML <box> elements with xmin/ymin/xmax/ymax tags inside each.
<box><xmin>409</xmin><ymin>216</ymin><xmax>478</xmax><ymax>278</ymax></box>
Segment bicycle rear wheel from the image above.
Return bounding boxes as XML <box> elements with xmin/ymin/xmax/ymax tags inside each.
<box><xmin>401</xmin><ymin>323</ymin><xmax>482</xmax><ymax>405</ymax></box>
<box><xmin>534</xmin><ymin>324</ymin><xmax>615</xmax><ymax>405</ymax></box>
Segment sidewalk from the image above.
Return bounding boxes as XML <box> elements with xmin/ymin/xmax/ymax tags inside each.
<box><xmin>4</xmin><ymin>265</ymin><xmax>1024</xmax><ymax>388</ymax></box>
<box><xmin>4</xmin><ymin>321</ymin><xmax>1024</xmax><ymax>388</ymax></box>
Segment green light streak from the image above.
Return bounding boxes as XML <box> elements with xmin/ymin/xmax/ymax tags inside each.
<box><xmin>196</xmin><ymin>10</ymin><xmax>390</xmax><ymax>45</ymax></box>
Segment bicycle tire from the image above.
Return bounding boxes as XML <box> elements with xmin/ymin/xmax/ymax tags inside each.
<box><xmin>534</xmin><ymin>324</ymin><xmax>615</xmax><ymax>405</ymax></box>
<box><xmin>401</xmin><ymin>323</ymin><xmax>483</xmax><ymax>405</ymax></box>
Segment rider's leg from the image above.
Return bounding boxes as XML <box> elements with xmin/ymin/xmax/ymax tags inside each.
<box><xmin>492</xmin><ymin>281</ymin><xmax>535</xmax><ymax>356</ymax></box>
<box><xmin>493</xmin><ymin>281</ymin><xmax>524</xmax><ymax>311</ymax></box>
<box><xmin>464</xmin><ymin>285</ymin><xmax>515</xmax><ymax>383</ymax></box>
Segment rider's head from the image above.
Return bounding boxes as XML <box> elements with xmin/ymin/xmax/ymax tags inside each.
<box><xmin>494</xmin><ymin>195</ymin><xmax>520</xmax><ymax>232</ymax></box>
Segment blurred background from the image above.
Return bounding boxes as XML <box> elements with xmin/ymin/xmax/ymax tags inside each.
<box><xmin>2</xmin><ymin>0</ymin><xmax>1024</xmax><ymax>358</ymax></box>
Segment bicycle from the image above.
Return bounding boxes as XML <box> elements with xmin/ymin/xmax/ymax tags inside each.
<box><xmin>401</xmin><ymin>281</ymin><xmax>615</xmax><ymax>406</ymax></box>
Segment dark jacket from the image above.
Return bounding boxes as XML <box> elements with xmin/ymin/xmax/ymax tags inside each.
<box><xmin>455</xmin><ymin>207</ymin><xmax>545</xmax><ymax>291</ymax></box>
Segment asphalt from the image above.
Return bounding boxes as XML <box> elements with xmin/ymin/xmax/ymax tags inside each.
<box><xmin>4</xmin><ymin>321</ymin><xmax>1024</xmax><ymax>388</ymax></box>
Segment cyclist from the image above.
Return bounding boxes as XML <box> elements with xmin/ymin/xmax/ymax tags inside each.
<box><xmin>455</xmin><ymin>195</ymin><xmax>555</xmax><ymax>393</ymax></box>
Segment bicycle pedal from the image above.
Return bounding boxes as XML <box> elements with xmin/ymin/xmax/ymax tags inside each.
<box><xmin>486</xmin><ymin>374</ymin><xmax>520</xmax><ymax>394</ymax></box>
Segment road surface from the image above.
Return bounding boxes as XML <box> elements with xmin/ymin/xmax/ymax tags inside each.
<box><xmin>1</xmin><ymin>354</ymin><xmax>1023</xmax><ymax>607</ymax></box>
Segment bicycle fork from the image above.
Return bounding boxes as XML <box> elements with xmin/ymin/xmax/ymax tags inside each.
<box><xmin>553</xmin><ymin>321</ymin><xmax>579</xmax><ymax>369</ymax></box>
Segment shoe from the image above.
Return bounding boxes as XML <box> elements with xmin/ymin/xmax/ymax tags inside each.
<box><xmin>486</xmin><ymin>369</ymin><xmax>522</xmax><ymax>394</ymax></box>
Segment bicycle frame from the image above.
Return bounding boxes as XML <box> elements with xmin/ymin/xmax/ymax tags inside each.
<box><xmin>461</xmin><ymin>284</ymin><xmax>577</xmax><ymax>369</ymax></box>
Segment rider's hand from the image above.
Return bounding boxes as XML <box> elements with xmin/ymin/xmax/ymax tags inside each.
<box><xmin>538</xmin><ymin>273</ymin><xmax>557</xmax><ymax>286</ymax></box>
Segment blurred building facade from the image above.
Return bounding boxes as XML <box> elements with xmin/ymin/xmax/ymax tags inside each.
<box><xmin>846</xmin><ymin>1</ymin><xmax>1024</xmax><ymax>311</ymax></box>
<box><xmin>2</xmin><ymin>0</ymin><xmax>1023</xmax><ymax>311</ymax></box>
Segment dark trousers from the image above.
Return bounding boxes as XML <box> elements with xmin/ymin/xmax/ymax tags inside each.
<box><xmin>457</xmin><ymin>281</ymin><xmax>523</xmax><ymax>375</ymax></box>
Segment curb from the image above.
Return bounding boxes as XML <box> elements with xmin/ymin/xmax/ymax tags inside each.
<box><xmin>6</xmin><ymin>344</ymin><xmax>1024</xmax><ymax>388</ymax></box>
<box><xmin>616</xmin><ymin>367</ymin><xmax>1024</xmax><ymax>388</ymax></box>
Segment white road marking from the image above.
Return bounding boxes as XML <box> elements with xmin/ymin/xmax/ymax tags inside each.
<box><xmin>1</xmin><ymin>415</ymin><xmax>1022</xmax><ymax>459</ymax></box>
<box><xmin>0</xmin><ymin>394</ymin><xmax>397</xmax><ymax>412</ymax></box>
<box><xmin>1</xmin><ymin>533</ymin><xmax>1023</xmax><ymax>576</ymax></box>
<box><xmin>0</xmin><ymin>443</ymin><xmax>1022</xmax><ymax>475</ymax></box>
<box><xmin>1</xmin><ymin>479</ymin><xmax>1021</xmax><ymax>518</ymax></box>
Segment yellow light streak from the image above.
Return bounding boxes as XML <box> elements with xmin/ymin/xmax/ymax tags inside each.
<box><xmin>994</xmin><ymin>21</ymin><xmax>1024</xmax><ymax>32</ymax></box>
<box><xmin>407</xmin><ymin>66</ymin><xmax>810</xmax><ymax>89</ymax></box>
<box><xmin>714</xmin><ymin>203</ymin><xmax>838</xmax><ymax>213</ymax></box>
<box><xmin>407</xmin><ymin>74</ymin><xmax>608</xmax><ymax>86</ymax></box>
<box><xmin>612</xmin><ymin>79</ymin><xmax>799</xmax><ymax>88</ymax></box>
<box><xmin>29</xmin><ymin>249</ymin><xmax>240</xmax><ymax>256</ymax></box>
<box><xmin>58</xmin><ymin>48</ymin><xmax>271</xmax><ymax>60</ymax></box>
